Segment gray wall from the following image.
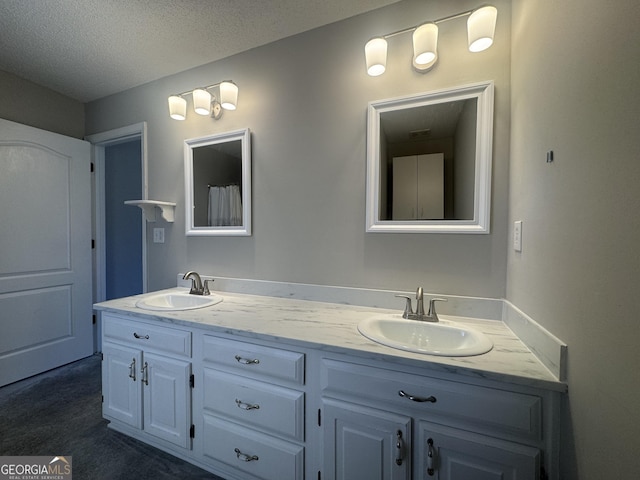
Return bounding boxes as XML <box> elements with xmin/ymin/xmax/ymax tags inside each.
<box><xmin>85</xmin><ymin>0</ymin><xmax>511</xmax><ymax>298</ymax></box>
<box><xmin>0</xmin><ymin>70</ymin><xmax>84</xmax><ymax>139</ymax></box>
<box><xmin>509</xmin><ymin>0</ymin><xmax>640</xmax><ymax>478</ymax></box>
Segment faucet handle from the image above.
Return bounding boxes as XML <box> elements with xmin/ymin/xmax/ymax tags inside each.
<box><xmin>427</xmin><ymin>298</ymin><xmax>448</xmax><ymax>317</ymax></box>
<box><xmin>203</xmin><ymin>279</ymin><xmax>214</xmax><ymax>295</ymax></box>
<box><xmin>395</xmin><ymin>295</ymin><xmax>414</xmax><ymax>319</ymax></box>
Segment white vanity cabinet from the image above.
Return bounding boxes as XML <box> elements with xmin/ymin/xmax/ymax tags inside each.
<box><xmin>101</xmin><ymin>313</ymin><xmax>193</xmax><ymax>450</ymax></box>
<box><xmin>320</xmin><ymin>357</ymin><xmax>557</xmax><ymax>480</ymax></box>
<box><xmin>97</xmin><ymin>299</ymin><xmax>563</xmax><ymax>480</ymax></box>
<box><xmin>197</xmin><ymin>334</ymin><xmax>306</xmax><ymax>480</ymax></box>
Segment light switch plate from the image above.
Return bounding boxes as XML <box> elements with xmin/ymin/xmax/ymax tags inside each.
<box><xmin>153</xmin><ymin>228</ymin><xmax>165</xmax><ymax>244</ymax></box>
<box><xmin>513</xmin><ymin>221</ymin><xmax>522</xmax><ymax>252</ymax></box>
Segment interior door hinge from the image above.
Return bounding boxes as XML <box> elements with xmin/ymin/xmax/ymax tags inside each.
<box><xmin>189</xmin><ymin>374</ymin><xmax>195</xmax><ymax>389</ymax></box>
<box><xmin>317</xmin><ymin>408</ymin><xmax>321</xmax><ymax>426</ymax></box>
<box><xmin>318</xmin><ymin>471</ymin><xmax>321</xmax><ymax>480</ymax></box>
<box><xmin>91</xmin><ymin>162</ymin><xmax>95</xmax><ymax>173</ymax></box>
<box><xmin>101</xmin><ymin>395</ymin><xmax>104</xmax><ymax>403</ymax></box>
<box><xmin>91</xmin><ymin>239</ymin><xmax>95</xmax><ymax>249</ymax></box>
<box><xmin>190</xmin><ymin>425</ymin><xmax>195</xmax><ymax>438</ymax></box>
<box><xmin>92</xmin><ymin>314</ymin><xmax>96</xmax><ymax>325</ymax></box>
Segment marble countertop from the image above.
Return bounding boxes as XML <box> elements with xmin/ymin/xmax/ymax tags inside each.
<box><xmin>94</xmin><ymin>288</ymin><xmax>567</xmax><ymax>392</ymax></box>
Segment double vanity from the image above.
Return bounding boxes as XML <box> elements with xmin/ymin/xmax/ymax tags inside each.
<box><xmin>95</xmin><ymin>281</ymin><xmax>566</xmax><ymax>480</ymax></box>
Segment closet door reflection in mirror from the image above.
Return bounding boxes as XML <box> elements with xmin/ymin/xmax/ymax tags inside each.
<box><xmin>366</xmin><ymin>81</ymin><xmax>494</xmax><ymax>233</ymax></box>
<box><xmin>184</xmin><ymin>128</ymin><xmax>251</xmax><ymax>236</ymax></box>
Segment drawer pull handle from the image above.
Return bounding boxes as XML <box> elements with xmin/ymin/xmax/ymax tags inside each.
<box><xmin>141</xmin><ymin>362</ymin><xmax>149</xmax><ymax>386</ymax></box>
<box><xmin>128</xmin><ymin>358</ymin><xmax>136</xmax><ymax>381</ymax></box>
<box><xmin>395</xmin><ymin>430</ymin><xmax>405</xmax><ymax>466</ymax></box>
<box><xmin>234</xmin><ymin>448</ymin><xmax>259</xmax><ymax>462</ymax></box>
<box><xmin>234</xmin><ymin>355</ymin><xmax>260</xmax><ymax>365</ymax></box>
<box><xmin>133</xmin><ymin>332</ymin><xmax>149</xmax><ymax>340</ymax></box>
<box><xmin>398</xmin><ymin>390</ymin><xmax>436</xmax><ymax>403</ymax></box>
<box><xmin>426</xmin><ymin>438</ymin><xmax>436</xmax><ymax>476</ymax></box>
<box><xmin>235</xmin><ymin>398</ymin><xmax>260</xmax><ymax>411</ymax></box>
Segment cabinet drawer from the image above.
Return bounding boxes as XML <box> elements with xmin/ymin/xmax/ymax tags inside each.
<box><xmin>203</xmin><ymin>369</ymin><xmax>304</xmax><ymax>441</ymax></box>
<box><xmin>202</xmin><ymin>335</ymin><xmax>304</xmax><ymax>385</ymax></box>
<box><xmin>203</xmin><ymin>415</ymin><xmax>304</xmax><ymax>480</ymax></box>
<box><xmin>102</xmin><ymin>313</ymin><xmax>191</xmax><ymax>357</ymax></box>
<box><xmin>321</xmin><ymin>359</ymin><xmax>542</xmax><ymax>442</ymax></box>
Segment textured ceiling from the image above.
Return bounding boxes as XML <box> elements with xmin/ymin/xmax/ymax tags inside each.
<box><xmin>0</xmin><ymin>0</ymin><xmax>400</xmax><ymax>102</ymax></box>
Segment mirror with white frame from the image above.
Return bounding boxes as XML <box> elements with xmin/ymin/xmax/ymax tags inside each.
<box><xmin>366</xmin><ymin>81</ymin><xmax>494</xmax><ymax>233</ymax></box>
<box><xmin>184</xmin><ymin>128</ymin><xmax>251</xmax><ymax>236</ymax></box>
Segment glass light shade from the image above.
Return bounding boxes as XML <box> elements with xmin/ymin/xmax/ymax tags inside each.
<box><xmin>219</xmin><ymin>81</ymin><xmax>238</xmax><ymax>110</ymax></box>
<box><xmin>168</xmin><ymin>95</ymin><xmax>186</xmax><ymax>120</ymax></box>
<box><xmin>365</xmin><ymin>37</ymin><xmax>387</xmax><ymax>76</ymax></box>
<box><xmin>467</xmin><ymin>5</ymin><xmax>497</xmax><ymax>52</ymax></box>
<box><xmin>413</xmin><ymin>23</ymin><xmax>438</xmax><ymax>66</ymax></box>
<box><xmin>192</xmin><ymin>88</ymin><xmax>212</xmax><ymax>115</ymax></box>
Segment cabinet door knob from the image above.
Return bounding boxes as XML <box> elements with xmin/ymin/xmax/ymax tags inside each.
<box><xmin>395</xmin><ymin>430</ymin><xmax>405</xmax><ymax>466</ymax></box>
<box><xmin>128</xmin><ymin>358</ymin><xmax>136</xmax><ymax>381</ymax></box>
<box><xmin>398</xmin><ymin>390</ymin><xmax>436</xmax><ymax>403</ymax></box>
<box><xmin>234</xmin><ymin>355</ymin><xmax>260</xmax><ymax>365</ymax></box>
<box><xmin>427</xmin><ymin>438</ymin><xmax>436</xmax><ymax>476</ymax></box>
<box><xmin>141</xmin><ymin>361</ymin><xmax>149</xmax><ymax>386</ymax></box>
<box><xmin>234</xmin><ymin>448</ymin><xmax>259</xmax><ymax>462</ymax></box>
<box><xmin>235</xmin><ymin>398</ymin><xmax>260</xmax><ymax>411</ymax></box>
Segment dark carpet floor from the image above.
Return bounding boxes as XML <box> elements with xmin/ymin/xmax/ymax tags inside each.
<box><xmin>0</xmin><ymin>354</ymin><xmax>223</xmax><ymax>479</ymax></box>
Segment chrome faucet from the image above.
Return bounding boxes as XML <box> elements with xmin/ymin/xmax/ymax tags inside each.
<box><xmin>415</xmin><ymin>287</ymin><xmax>425</xmax><ymax>318</ymax></box>
<box><xmin>396</xmin><ymin>288</ymin><xmax>447</xmax><ymax>322</ymax></box>
<box><xmin>183</xmin><ymin>271</ymin><xmax>207</xmax><ymax>295</ymax></box>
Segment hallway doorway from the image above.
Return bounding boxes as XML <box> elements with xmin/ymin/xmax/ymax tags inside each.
<box><xmin>87</xmin><ymin>123</ymin><xmax>148</xmax><ymax>350</ymax></box>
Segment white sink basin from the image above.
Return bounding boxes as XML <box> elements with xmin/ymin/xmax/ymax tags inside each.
<box><xmin>136</xmin><ymin>292</ymin><xmax>223</xmax><ymax>311</ymax></box>
<box><xmin>357</xmin><ymin>315</ymin><xmax>493</xmax><ymax>356</ymax></box>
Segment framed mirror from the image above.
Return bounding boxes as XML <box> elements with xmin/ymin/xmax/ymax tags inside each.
<box><xmin>184</xmin><ymin>128</ymin><xmax>251</xmax><ymax>236</ymax></box>
<box><xmin>366</xmin><ymin>81</ymin><xmax>494</xmax><ymax>233</ymax></box>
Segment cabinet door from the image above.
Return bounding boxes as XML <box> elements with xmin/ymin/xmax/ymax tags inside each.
<box><xmin>417</xmin><ymin>422</ymin><xmax>540</xmax><ymax>480</ymax></box>
<box><xmin>102</xmin><ymin>343</ymin><xmax>142</xmax><ymax>429</ymax></box>
<box><xmin>416</xmin><ymin>153</ymin><xmax>444</xmax><ymax>220</ymax></box>
<box><xmin>392</xmin><ymin>156</ymin><xmax>417</xmax><ymax>220</ymax></box>
<box><xmin>392</xmin><ymin>154</ymin><xmax>444</xmax><ymax>220</ymax></box>
<box><xmin>142</xmin><ymin>352</ymin><xmax>192</xmax><ymax>448</ymax></box>
<box><xmin>323</xmin><ymin>398</ymin><xmax>411</xmax><ymax>480</ymax></box>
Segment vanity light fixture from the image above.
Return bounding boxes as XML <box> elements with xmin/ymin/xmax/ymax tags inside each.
<box><xmin>168</xmin><ymin>80</ymin><xmax>238</xmax><ymax>121</ymax></box>
<box><xmin>365</xmin><ymin>5</ymin><xmax>497</xmax><ymax>76</ymax></box>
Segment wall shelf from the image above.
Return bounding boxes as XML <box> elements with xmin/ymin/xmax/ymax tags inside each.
<box><xmin>124</xmin><ymin>200</ymin><xmax>176</xmax><ymax>223</ymax></box>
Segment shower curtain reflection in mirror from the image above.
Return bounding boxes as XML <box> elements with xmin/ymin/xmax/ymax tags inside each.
<box><xmin>208</xmin><ymin>184</ymin><xmax>242</xmax><ymax>226</ymax></box>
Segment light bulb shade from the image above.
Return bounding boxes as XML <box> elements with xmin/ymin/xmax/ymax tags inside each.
<box><xmin>365</xmin><ymin>37</ymin><xmax>387</xmax><ymax>76</ymax></box>
<box><xmin>220</xmin><ymin>81</ymin><xmax>238</xmax><ymax>110</ymax></box>
<box><xmin>467</xmin><ymin>5</ymin><xmax>497</xmax><ymax>52</ymax></box>
<box><xmin>193</xmin><ymin>88</ymin><xmax>212</xmax><ymax>115</ymax></box>
<box><xmin>413</xmin><ymin>23</ymin><xmax>438</xmax><ymax>66</ymax></box>
<box><xmin>168</xmin><ymin>95</ymin><xmax>186</xmax><ymax>120</ymax></box>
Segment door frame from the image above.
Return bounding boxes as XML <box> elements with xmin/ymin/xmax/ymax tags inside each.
<box><xmin>86</xmin><ymin>122</ymin><xmax>149</xmax><ymax>305</ymax></box>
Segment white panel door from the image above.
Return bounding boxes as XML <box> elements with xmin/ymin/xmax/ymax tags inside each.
<box><xmin>102</xmin><ymin>343</ymin><xmax>142</xmax><ymax>428</ymax></box>
<box><xmin>0</xmin><ymin>118</ymin><xmax>93</xmax><ymax>386</ymax></box>
<box><xmin>323</xmin><ymin>398</ymin><xmax>411</xmax><ymax>480</ymax></box>
<box><xmin>417</xmin><ymin>422</ymin><xmax>540</xmax><ymax>480</ymax></box>
<box><xmin>143</xmin><ymin>352</ymin><xmax>192</xmax><ymax>448</ymax></box>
